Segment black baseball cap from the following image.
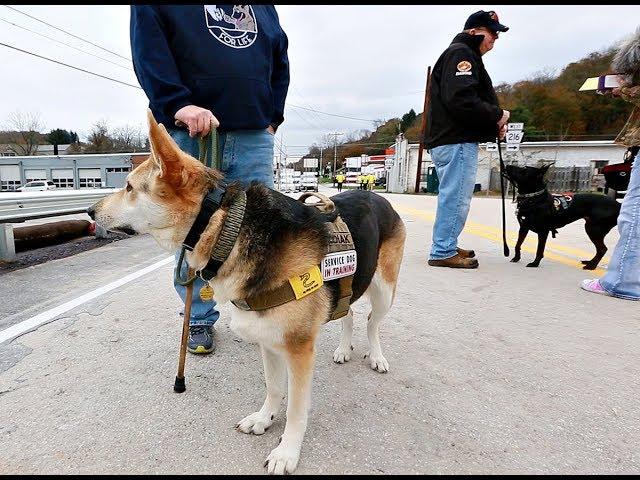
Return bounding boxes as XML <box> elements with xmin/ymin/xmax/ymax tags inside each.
<box><xmin>464</xmin><ymin>10</ymin><xmax>509</xmax><ymax>33</ymax></box>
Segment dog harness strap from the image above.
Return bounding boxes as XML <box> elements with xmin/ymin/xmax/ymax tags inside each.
<box><xmin>231</xmin><ymin>281</ymin><xmax>298</xmax><ymax>312</ymax></box>
<box><xmin>330</xmin><ymin>275</ymin><xmax>354</xmax><ymax>321</ymax></box>
<box><xmin>199</xmin><ymin>190</ymin><xmax>247</xmax><ymax>281</ymax></box>
<box><xmin>183</xmin><ymin>181</ymin><xmax>228</xmax><ymax>251</ymax></box>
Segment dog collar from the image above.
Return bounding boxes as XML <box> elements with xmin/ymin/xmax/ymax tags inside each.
<box><xmin>198</xmin><ymin>190</ymin><xmax>246</xmax><ymax>281</ymax></box>
<box><xmin>182</xmin><ymin>180</ymin><xmax>246</xmax><ymax>281</ymax></box>
<box><xmin>517</xmin><ymin>188</ymin><xmax>547</xmax><ymax>199</ymax></box>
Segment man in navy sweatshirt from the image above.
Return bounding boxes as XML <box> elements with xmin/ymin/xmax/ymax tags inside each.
<box><xmin>131</xmin><ymin>5</ymin><xmax>289</xmax><ymax>354</ymax></box>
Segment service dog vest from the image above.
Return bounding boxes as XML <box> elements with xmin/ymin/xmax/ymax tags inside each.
<box><xmin>552</xmin><ymin>193</ymin><xmax>574</xmax><ymax>212</ymax></box>
<box><xmin>231</xmin><ymin>193</ymin><xmax>355</xmax><ymax>321</ymax></box>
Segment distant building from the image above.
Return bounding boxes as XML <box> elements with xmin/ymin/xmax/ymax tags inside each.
<box><xmin>34</xmin><ymin>144</ymin><xmax>73</xmax><ymax>156</ymax></box>
<box><xmin>386</xmin><ymin>138</ymin><xmax>627</xmax><ymax>193</ymax></box>
<box><xmin>0</xmin><ymin>152</ymin><xmax>149</xmax><ymax>191</ymax></box>
<box><xmin>0</xmin><ymin>143</ymin><xmax>73</xmax><ymax>157</ymax></box>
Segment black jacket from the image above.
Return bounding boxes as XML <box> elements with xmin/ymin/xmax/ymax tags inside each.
<box><xmin>424</xmin><ymin>33</ymin><xmax>503</xmax><ymax>149</ymax></box>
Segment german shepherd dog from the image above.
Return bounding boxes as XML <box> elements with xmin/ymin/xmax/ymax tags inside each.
<box><xmin>504</xmin><ymin>164</ymin><xmax>620</xmax><ymax>269</ymax></box>
<box><xmin>89</xmin><ymin>111</ymin><xmax>406</xmax><ymax>474</ymax></box>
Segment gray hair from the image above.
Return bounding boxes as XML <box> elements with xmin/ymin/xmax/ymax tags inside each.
<box><xmin>612</xmin><ymin>26</ymin><xmax>640</xmax><ymax>85</ymax></box>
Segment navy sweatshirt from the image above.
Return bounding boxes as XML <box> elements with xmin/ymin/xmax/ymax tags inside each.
<box><xmin>130</xmin><ymin>5</ymin><xmax>289</xmax><ymax>132</ymax></box>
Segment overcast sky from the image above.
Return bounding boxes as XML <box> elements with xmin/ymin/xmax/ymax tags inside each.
<box><xmin>1</xmin><ymin>5</ymin><xmax>639</xmax><ymax>158</ymax></box>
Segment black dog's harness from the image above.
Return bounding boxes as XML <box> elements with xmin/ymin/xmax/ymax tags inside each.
<box><xmin>514</xmin><ymin>188</ymin><xmax>574</xmax><ymax>239</ymax></box>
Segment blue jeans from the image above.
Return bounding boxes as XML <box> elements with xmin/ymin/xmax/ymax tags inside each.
<box><xmin>600</xmin><ymin>153</ymin><xmax>640</xmax><ymax>300</ymax></box>
<box><xmin>169</xmin><ymin>128</ymin><xmax>275</xmax><ymax>326</ymax></box>
<box><xmin>429</xmin><ymin>143</ymin><xmax>479</xmax><ymax>260</ymax></box>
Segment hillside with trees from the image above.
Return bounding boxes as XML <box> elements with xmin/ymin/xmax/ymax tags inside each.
<box><xmin>308</xmin><ymin>41</ymin><xmax>633</xmax><ymax>172</ymax></box>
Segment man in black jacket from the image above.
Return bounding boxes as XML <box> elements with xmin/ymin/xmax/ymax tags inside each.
<box><xmin>425</xmin><ymin>10</ymin><xmax>510</xmax><ymax>268</ymax></box>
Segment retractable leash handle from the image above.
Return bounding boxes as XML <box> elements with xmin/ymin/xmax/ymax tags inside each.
<box><xmin>497</xmin><ymin>135</ymin><xmax>510</xmax><ymax>257</ymax></box>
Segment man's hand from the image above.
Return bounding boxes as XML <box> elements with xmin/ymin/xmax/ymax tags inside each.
<box><xmin>174</xmin><ymin>105</ymin><xmax>220</xmax><ymax>138</ymax></box>
<box><xmin>497</xmin><ymin>109</ymin><xmax>510</xmax><ymax>129</ymax></box>
<box><xmin>498</xmin><ymin>123</ymin><xmax>507</xmax><ymax>140</ymax></box>
<box><xmin>266</xmin><ymin>125</ymin><xmax>276</xmax><ymax>135</ymax></box>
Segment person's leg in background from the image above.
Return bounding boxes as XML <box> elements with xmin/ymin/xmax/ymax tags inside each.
<box><xmin>428</xmin><ymin>143</ymin><xmax>479</xmax><ymax>266</ymax></box>
<box><xmin>167</xmin><ymin>127</ymin><xmax>274</xmax><ymax>354</ymax></box>
<box><xmin>583</xmin><ymin>152</ymin><xmax>640</xmax><ymax>300</ymax></box>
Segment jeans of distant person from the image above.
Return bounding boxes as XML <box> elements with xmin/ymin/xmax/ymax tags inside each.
<box><xmin>600</xmin><ymin>152</ymin><xmax>640</xmax><ymax>300</ymax></box>
<box><xmin>337</xmin><ymin>181</ymin><xmax>343</xmax><ymax>192</ymax></box>
<box><xmin>169</xmin><ymin>127</ymin><xmax>275</xmax><ymax>327</ymax></box>
<box><xmin>429</xmin><ymin>142</ymin><xmax>479</xmax><ymax>260</ymax></box>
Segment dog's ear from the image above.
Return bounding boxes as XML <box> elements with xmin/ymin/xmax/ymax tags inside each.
<box><xmin>146</xmin><ymin>109</ymin><xmax>187</xmax><ymax>184</ymax></box>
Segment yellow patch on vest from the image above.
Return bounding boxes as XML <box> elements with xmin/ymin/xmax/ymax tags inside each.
<box><xmin>289</xmin><ymin>265</ymin><xmax>323</xmax><ymax>300</ymax></box>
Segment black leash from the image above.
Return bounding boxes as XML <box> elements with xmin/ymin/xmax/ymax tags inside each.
<box><xmin>497</xmin><ymin>136</ymin><xmax>510</xmax><ymax>257</ymax></box>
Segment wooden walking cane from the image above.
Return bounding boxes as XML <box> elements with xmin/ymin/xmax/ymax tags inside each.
<box><xmin>174</xmin><ymin>267</ymin><xmax>195</xmax><ymax>393</ymax></box>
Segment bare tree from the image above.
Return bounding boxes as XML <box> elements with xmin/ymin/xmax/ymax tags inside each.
<box><xmin>112</xmin><ymin>123</ymin><xmax>146</xmax><ymax>152</ymax></box>
<box><xmin>84</xmin><ymin>120</ymin><xmax>113</xmax><ymax>153</ymax></box>
<box><xmin>4</xmin><ymin>111</ymin><xmax>44</xmax><ymax>155</ymax></box>
<box><xmin>372</xmin><ymin>118</ymin><xmax>386</xmax><ymax>130</ymax></box>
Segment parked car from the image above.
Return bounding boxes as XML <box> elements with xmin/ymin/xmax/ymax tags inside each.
<box><xmin>15</xmin><ymin>180</ymin><xmax>57</xmax><ymax>192</ymax></box>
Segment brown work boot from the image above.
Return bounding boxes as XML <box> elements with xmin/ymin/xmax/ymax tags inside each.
<box><xmin>428</xmin><ymin>253</ymin><xmax>479</xmax><ymax>269</ymax></box>
<box><xmin>456</xmin><ymin>247</ymin><xmax>476</xmax><ymax>259</ymax></box>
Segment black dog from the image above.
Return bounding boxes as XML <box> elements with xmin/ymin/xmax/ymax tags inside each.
<box><xmin>504</xmin><ymin>164</ymin><xmax>621</xmax><ymax>269</ymax></box>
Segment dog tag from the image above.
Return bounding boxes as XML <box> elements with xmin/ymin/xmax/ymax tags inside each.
<box><xmin>289</xmin><ymin>266</ymin><xmax>323</xmax><ymax>300</ymax></box>
<box><xmin>199</xmin><ymin>284</ymin><xmax>214</xmax><ymax>302</ymax></box>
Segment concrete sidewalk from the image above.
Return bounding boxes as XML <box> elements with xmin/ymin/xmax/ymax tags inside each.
<box><xmin>0</xmin><ymin>189</ymin><xmax>638</xmax><ymax>474</ymax></box>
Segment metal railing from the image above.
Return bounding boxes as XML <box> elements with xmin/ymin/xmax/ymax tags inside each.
<box><xmin>0</xmin><ymin>188</ymin><xmax>119</xmax><ymax>261</ymax></box>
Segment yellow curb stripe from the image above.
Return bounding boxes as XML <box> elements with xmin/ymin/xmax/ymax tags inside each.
<box><xmin>392</xmin><ymin>203</ymin><xmax>607</xmax><ymax>276</ymax></box>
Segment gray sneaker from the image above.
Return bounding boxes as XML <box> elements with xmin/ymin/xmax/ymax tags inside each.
<box><xmin>187</xmin><ymin>325</ymin><xmax>215</xmax><ymax>354</ymax></box>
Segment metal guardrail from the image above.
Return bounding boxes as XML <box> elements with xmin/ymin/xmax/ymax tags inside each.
<box><xmin>0</xmin><ymin>188</ymin><xmax>119</xmax><ymax>261</ymax></box>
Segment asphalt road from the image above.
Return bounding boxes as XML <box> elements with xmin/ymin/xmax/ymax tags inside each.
<box><xmin>0</xmin><ymin>186</ymin><xmax>638</xmax><ymax>474</ymax></box>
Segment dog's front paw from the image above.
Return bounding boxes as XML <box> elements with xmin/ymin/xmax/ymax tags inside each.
<box><xmin>333</xmin><ymin>345</ymin><xmax>352</xmax><ymax>364</ymax></box>
<box><xmin>236</xmin><ymin>411</ymin><xmax>274</xmax><ymax>435</ymax></box>
<box><xmin>582</xmin><ymin>263</ymin><xmax>597</xmax><ymax>270</ymax></box>
<box><xmin>526</xmin><ymin>262</ymin><xmax>540</xmax><ymax>268</ymax></box>
<box><xmin>510</xmin><ymin>255</ymin><xmax>520</xmax><ymax>263</ymax></box>
<box><xmin>364</xmin><ymin>351</ymin><xmax>389</xmax><ymax>373</ymax></box>
<box><xmin>264</xmin><ymin>443</ymin><xmax>300</xmax><ymax>474</ymax></box>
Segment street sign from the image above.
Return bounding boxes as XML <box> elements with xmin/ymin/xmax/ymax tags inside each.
<box><xmin>507</xmin><ymin>122</ymin><xmax>524</xmax><ymax>131</ymax></box>
<box><xmin>505</xmin><ymin>130</ymin><xmax>524</xmax><ymax>144</ymax></box>
<box><xmin>485</xmin><ymin>142</ymin><xmax>498</xmax><ymax>152</ymax></box>
<box><xmin>303</xmin><ymin>158</ymin><xmax>318</xmax><ymax>168</ymax></box>
<box><xmin>506</xmin><ymin>143</ymin><xmax>520</xmax><ymax>152</ymax></box>
<box><xmin>385</xmin><ymin>158</ymin><xmax>394</xmax><ymax>166</ymax></box>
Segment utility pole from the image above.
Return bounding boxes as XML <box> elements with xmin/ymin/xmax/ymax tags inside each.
<box><xmin>415</xmin><ymin>66</ymin><xmax>432</xmax><ymax>193</ymax></box>
<box><xmin>329</xmin><ymin>132</ymin><xmax>343</xmax><ymax>182</ymax></box>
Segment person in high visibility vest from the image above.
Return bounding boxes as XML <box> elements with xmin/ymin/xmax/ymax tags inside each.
<box><xmin>336</xmin><ymin>173</ymin><xmax>345</xmax><ymax>192</ymax></box>
<box><xmin>357</xmin><ymin>174</ymin><xmax>364</xmax><ymax>190</ymax></box>
<box><xmin>368</xmin><ymin>174</ymin><xmax>375</xmax><ymax>190</ymax></box>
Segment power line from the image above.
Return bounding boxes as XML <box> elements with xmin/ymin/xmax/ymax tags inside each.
<box><xmin>4</xmin><ymin>5</ymin><xmax>132</xmax><ymax>62</ymax></box>
<box><xmin>0</xmin><ymin>16</ymin><xmax>132</xmax><ymax>71</ymax></box>
<box><xmin>0</xmin><ymin>41</ymin><xmax>142</xmax><ymax>89</ymax></box>
<box><xmin>286</xmin><ymin>103</ymin><xmax>375</xmax><ymax>123</ymax></box>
